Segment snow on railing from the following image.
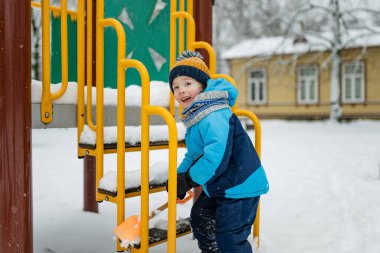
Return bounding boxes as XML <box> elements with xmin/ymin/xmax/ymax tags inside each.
<box><xmin>79</xmin><ymin>123</ymin><xmax>186</xmax><ymax>146</ymax></box>
<box><xmin>31</xmin><ymin>79</ymin><xmax>175</xmax><ymax>107</ymax></box>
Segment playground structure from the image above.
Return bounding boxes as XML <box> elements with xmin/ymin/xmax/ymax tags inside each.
<box><xmin>1</xmin><ymin>1</ymin><xmax>263</xmax><ymax>252</ymax></box>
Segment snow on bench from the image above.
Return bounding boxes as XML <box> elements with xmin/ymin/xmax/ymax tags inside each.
<box><xmin>79</xmin><ymin>123</ymin><xmax>186</xmax><ymax>147</ymax></box>
<box><xmin>98</xmin><ymin>161</ymin><xmax>168</xmax><ymax>193</ymax></box>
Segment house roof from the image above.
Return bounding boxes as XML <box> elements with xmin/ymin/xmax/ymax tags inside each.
<box><xmin>222</xmin><ymin>30</ymin><xmax>380</xmax><ymax>60</ymax></box>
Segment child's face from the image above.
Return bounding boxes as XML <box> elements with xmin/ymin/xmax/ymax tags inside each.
<box><xmin>172</xmin><ymin>76</ymin><xmax>204</xmax><ymax>109</ymax></box>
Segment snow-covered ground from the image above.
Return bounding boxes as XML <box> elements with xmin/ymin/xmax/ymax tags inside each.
<box><xmin>32</xmin><ymin>120</ymin><xmax>380</xmax><ymax>253</ymax></box>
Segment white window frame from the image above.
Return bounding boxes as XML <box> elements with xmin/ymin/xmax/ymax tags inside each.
<box><xmin>247</xmin><ymin>68</ymin><xmax>267</xmax><ymax>105</ymax></box>
<box><xmin>297</xmin><ymin>65</ymin><xmax>318</xmax><ymax>104</ymax></box>
<box><xmin>342</xmin><ymin>61</ymin><xmax>365</xmax><ymax>104</ymax></box>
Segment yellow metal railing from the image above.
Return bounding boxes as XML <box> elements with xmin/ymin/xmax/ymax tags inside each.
<box><xmin>76</xmin><ymin>0</ymin><xmax>98</xmax><ymax>156</ymax></box>
<box><xmin>32</xmin><ymin>0</ymin><xmax>85</xmax><ymax>155</ymax></box>
<box><xmin>124</xmin><ymin>59</ymin><xmax>179</xmax><ymax>253</ymax></box>
<box><xmin>31</xmin><ymin>1</ymin><xmax>78</xmax><ymax>19</ymax></box>
<box><xmin>77</xmin><ymin>1</ymin><xmax>85</xmax><ymax>158</ymax></box>
<box><xmin>95</xmin><ymin>0</ymin><xmax>105</xmax><ymax>209</ymax></box>
<box><xmin>170</xmin><ymin>4</ymin><xmax>264</xmax><ymax>248</ymax></box>
<box><xmin>94</xmin><ymin>1</ymin><xmax>180</xmax><ymax>251</ymax></box>
<box><xmin>86</xmin><ymin>0</ymin><xmax>97</xmax><ymax>131</ymax></box>
<box><xmin>34</xmin><ymin>0</ymin><xmax>73</xmax><ymax>124</ymax></box>
<box><xmin>95</xmin><ymin>3</ymin><xmax>127</xmax><ymax>248</ymax></box>
<box><xmin>234</xmin><ymin>109</ymin><xmax>262</xmax><ymax>246</ymax></box>
<box><xmin>77</xmin><ymin>0</ymin><xmax>96</xmax><ymax>160</ymax></box>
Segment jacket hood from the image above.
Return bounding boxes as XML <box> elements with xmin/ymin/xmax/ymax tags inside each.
<box><xmin>204</xmin><ymin>78</ymin><xmax>238</xmax><ymax>107</ymax></box>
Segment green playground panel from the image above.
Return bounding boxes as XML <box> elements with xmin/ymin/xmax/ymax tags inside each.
<box><xmin>50</xmin><ymin>0</ymin><xmax>171</xmax><ymax>88</ymax></box>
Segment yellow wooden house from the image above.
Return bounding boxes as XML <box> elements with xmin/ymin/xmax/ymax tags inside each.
<box><xmin>222</xmin><ymin>33</ymin><xmax>380</xmax><ymax>120</ymax></box>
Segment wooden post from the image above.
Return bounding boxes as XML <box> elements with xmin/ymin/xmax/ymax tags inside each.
<box><xmin>193</xmin><ymin>0</ymin><xmax>213</xmax><ymax>66</ymax></box>
<box><xmin>0</xmin><ymin>0</ymin><xmax>33</xmax><ymax>252</ymax></box>
<box><xmin>83</xmin><ymin>0</ymin><xmax>99</xmax><ymax>213</ymax></box>
<box><xmin>84</xmin><ymin>156</ymin><xmax>98</xmax><ymax>212</ymax></box>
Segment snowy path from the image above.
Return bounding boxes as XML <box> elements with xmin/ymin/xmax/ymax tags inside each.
<box><xmin>259</xmin><ymin>121</ymin><xmax>380</xmax><ymax>253</ymax></box>
<box><xmin>32</xmin><ymin>120</ymin><xmax>380</xmax><ymax>253</ymax></box>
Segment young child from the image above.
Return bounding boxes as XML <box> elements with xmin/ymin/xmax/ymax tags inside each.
<box><xmin>167</xmin><ymin>50</ymin><xmax>269</xmax><ymax>253</ymax></box>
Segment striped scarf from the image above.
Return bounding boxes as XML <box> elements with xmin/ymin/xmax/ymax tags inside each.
<box><xmin>181</xmin><ymin>91</ymin><xmax>230</xmax><ymax>128</ymax></box>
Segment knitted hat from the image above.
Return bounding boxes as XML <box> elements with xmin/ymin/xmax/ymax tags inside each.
<box><xmin>168</xmin><ymin>50</ymin><xmax>211</xmax><ymax>92</ymax></box>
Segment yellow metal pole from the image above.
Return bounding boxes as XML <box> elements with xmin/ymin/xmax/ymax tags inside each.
<box><xmin>191</xmin><ymin>41</ymin><xmax>215</xmax><ymax>74</ymax></box>
<box><xmin>169</xmin><ymin>0</ymin><xmax>177</xmax><ymax>116</ymax></box>
<box><xmin>179</xmin><ymin>0</ymin><xmax>184</xmax><ymax>53</ymax></box>
<box><xmin>234</xmin><ymin>110</ymin><xmax>261</xmax><ymax>157</ymax></box>
<box><xmin>121</xmin><ymin>59</ymin><xmax>151</xmax><ymax>252</ymax></box>
<box><xmin>95</xmin><ymin>0</ymin><xmax>105</xmax><ymax>203</ymax></box>
<box><xmin>173</xmin><ymin>12</ymin><xmax>195</xmax><ymax>51</ymax></box>
<box><xmin>41</xmin><ymin>0</ymin><xmax>52</xmax><ymax>124</ymax></box>
<box><xmin>86</xmin><ymin>0</ymin><xmax>96</xmax><ymax>131</ymax></box>
<box><xmin>99</xmin><ymin>17</ymin><xmax>127</xmax><ymax>252</ymax></box>
<box><xmin>148</xmin><ymin>106</ymin><xmax>178</xmax><ymax>253</ymax></box>
<box><xmin>234</xmin><ymin>109</ymin><xmax>261</xmax><ymax>247</ymax></box>
<box><xmin>115</xmin><ymin>21</ymin><xmax>126</xmax><ymax>253</ymax></box>
<box><xmin>77</xmin><ymin>0</ymin><xmax>85</xmax><ymax>157</ymax></box>
<box><xmin>51</xmin><ymin>0</ymin><xmax>69</xmax><ymax>100</ymax></box>
<box><xmin>187</xmin><ymin>0</ymin><xmax>193</xmax><ymax>16</ymax></box>
<box><xmin>36</xmin><ymin>0</ymin><xmax>74</xmax><ymax>125</ymax></box>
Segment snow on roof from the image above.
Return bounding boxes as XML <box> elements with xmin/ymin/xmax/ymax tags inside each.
<box><xmin>222</xmin><ymin>30</ymin><xmax>380</xmax><ymax>60</ymax></box>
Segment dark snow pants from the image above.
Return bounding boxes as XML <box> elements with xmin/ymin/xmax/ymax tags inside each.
<box><xmin>190</xmin><ymin>192</ymin><xmax>260</xmax><ymax>253</ymax></box>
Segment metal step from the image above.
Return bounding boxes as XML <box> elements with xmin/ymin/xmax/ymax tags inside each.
<box><xmin>98</xmin><ymin>182</ymin><xmax>166</xmax><ymax>198</ymax></box>
<box><xmin>133</xmin><ymin>217</ymin><xmax>192</xmax><ymax>249</ymax></box>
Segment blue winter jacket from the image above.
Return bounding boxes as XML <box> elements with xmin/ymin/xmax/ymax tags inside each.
<box><xmin>178</xmin><ymin>78</ymin><xmax>269</xmax><ymax>198</ymax></box>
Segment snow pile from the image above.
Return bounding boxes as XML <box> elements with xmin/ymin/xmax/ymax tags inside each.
<box><xmin>32</xmin><ymin>120</ymin><xmax>380</xmax><ymax>252</ymax></box>
<box><xmin>79</xmin><ymin>123</ymin><xmax>186</xmax><ymax>146</ymax></box>
<box><xmin>32</xmin><ymin>80</ymin><xmax>78</xmax><ymax>104</ymax></box>
<box><xmin>120</xmin><ymin>236</ymin><xmax>141</xmax><ymax>249</ymax></box>
<box><xmin>31</xmin><ymin>79</ymin><xmax>174</xmax><ymax>107</ymax></box>
<box><xmin>99</xmin><ymin>162</ymin><xmax>168</xmax><ymax>192</ymax></box>
<box><xmin>152</xmin><ymin>218</ymin><xmax>191</xmax><ymax>231</ymax></box>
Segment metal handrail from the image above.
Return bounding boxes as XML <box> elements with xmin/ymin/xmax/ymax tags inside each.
<box><xmin>33</xmin><ymin>0</ymin><xmax>86</xmax><ymax>169</ymax></box>
<box><xmin>121</xmin><ymin>58</ymin><xmax>179</xmax><ymax>253</ymax></box>
<box><xmin>77</xmin><ymin>0</ymin><xmax>85</xmax><ymax>157</ymax></box>
<box><xmin>86</xmin><ymin>0</ymin><xmax>96</xmax><ymax>131</ymax></box>
<box><xmin>36</xmin><ymin>0</ymin><xmax>70</xmax><ymax>124</ymax></box>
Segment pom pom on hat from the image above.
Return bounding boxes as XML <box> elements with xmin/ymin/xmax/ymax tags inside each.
<box><xmin>168</xmin><ymin>50</ymin><xmax>211</xmax><ymax>92</ymax></box>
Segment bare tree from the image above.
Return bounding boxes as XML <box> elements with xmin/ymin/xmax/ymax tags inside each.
<box><xmin>213</xmin><ymin>0</ymin><xmax>320</xmax><ymax>73</ymax></box>
<box><xmin>213</xmin><ymin>0</ymin><xmax>284</xmax><ymax>72</ymax></box>
<box><xmin>282</xmin><ymin>0</ymin><xmax>380</xmax><ymax>120</ymax></box>
<box><xmin>31</xmin><ymin>7</ymin><xmax>42</xmax><ymax>80</ymax></box>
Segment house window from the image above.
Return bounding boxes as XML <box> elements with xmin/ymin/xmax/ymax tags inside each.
<box><xmin>342</xmin><ymin>61</ymin><xmax>365</xmax><ymax>103</ymax></box>
<box><xmin>248</xmin><ymin>68</ymin><xmax>266</xmax><ymax>105</ymax></box>
<box><xmin>297</xmin><ymin>65</ymin><xmax>318</xmax><ymax>104</ymax></box>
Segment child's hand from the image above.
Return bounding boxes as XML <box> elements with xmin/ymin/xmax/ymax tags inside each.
<box><xmin>166</xmin><ymin>172</ymin><xmax>199</xmax><ymax>200</ymax></box>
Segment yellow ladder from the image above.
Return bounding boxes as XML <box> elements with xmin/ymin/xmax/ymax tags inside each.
<box><xmin>76</xmin><ymin>0</ymin><xmax>187</xmax><ymax>252</ymax></box>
